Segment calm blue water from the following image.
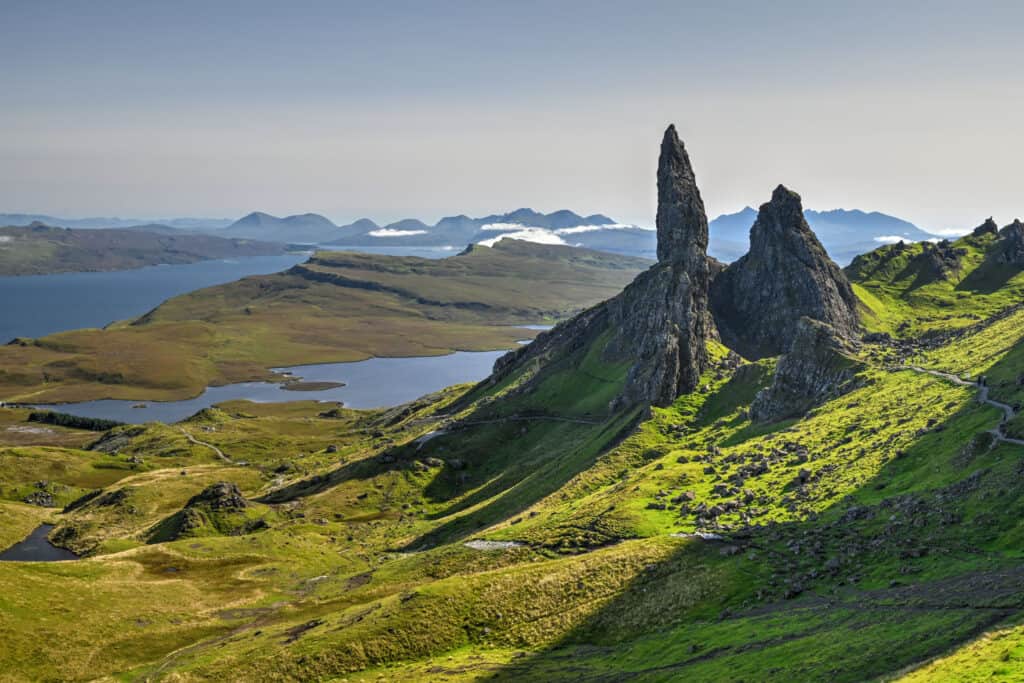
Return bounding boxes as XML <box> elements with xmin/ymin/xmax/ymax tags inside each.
<box><xmin>38</xmin><ymin>350</ymin><xmax>511</xmax><ymax>424</ymax></box>
<box><xmin>0</xmin><ymin>254</ymin><xmax>308</xmax><ymax>342</ymax></box>
<box><xmin>0</xmin><ymin>524</ymin><xmax>79</xmax><ymax>562</ymax></box>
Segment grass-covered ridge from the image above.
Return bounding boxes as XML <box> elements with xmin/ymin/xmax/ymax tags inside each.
<box><xmin>0</xmin><ymin>240</ymin><xmax>648</xmax><ymax>404</ymax></box>
<box><xmin>846</xmin><ymin>226</ymin><xmax>1024</xmax><ymax>337</ymax></box>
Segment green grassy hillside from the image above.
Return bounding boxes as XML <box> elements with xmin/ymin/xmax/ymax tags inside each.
<box><xmin>846</xmin><ymin>228</ymin><xmax>1024</xmax><ymax>337</ymax></box>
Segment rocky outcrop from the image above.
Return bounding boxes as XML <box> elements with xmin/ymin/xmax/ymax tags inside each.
<box><xmin>750</xmin><ymin>318</ymin><xmax>864</xmax><ymax>423</ymax></box>
<box><xmin>995</xmin><ymin>219</ymin><xmax>1024</xmax><ymax>265</ymax></box>
<box><xmin>146</xmin><ymin>482</ymin><xmax>263</xmax><ymax>544</ymax></box>
<box><xmin>972</xmin><ymin>217</ymin><xmax>1000</xmax><ymax>238</ymax></box>
<box><xmin>186</xmin><ymin>482</ymin><xmax>249</xmax><ymax>511</ymax></box>
<box><xmin>656</xmin><ymin>125</ymin><xmax>710</xmax><ymax>274</ymax></box>
<box><xmin>489</xmin><ymin>125</ymin><xmax>711</xmax><ymax>408</ymax></box>
<box><xmin>912</xmin><ymin>239</ymin><xmax>966</xmax><ymax>282</ymax></box>
<box><xmin>709</xmin><ymin>185</ymin><xmax>860</xmax><ymax>359</ymax></box>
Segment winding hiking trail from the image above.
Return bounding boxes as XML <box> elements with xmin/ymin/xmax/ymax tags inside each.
<box><xmin>178</xmin><ymin>428</ymin><xmax>234</xmax><ymax>463</ymax></box>
<box><xmin>905</xmin><ymin>366</ymin><xmax>1024</xmax><ymax>446</ymax></box>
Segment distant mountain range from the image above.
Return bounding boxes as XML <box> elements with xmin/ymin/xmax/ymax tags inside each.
<box><xmin>0</xmin><ymin>213</ymin><xmax>234</xmax><ymax>231</ymax></box>
<box><xmin>1</xmin><ymin>206</ymin><xmax>943</xmax><ymax>264</ymax></box>
<box><xmin>216</xmin><ymin>207</ymin><xmax>942</xmax><ymax>264</ymax></box>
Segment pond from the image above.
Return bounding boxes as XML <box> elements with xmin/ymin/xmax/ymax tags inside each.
<box><xmin>0</xmin><ymin>524</ymin><xmax>79</xmax><ymax>562</ymax></box>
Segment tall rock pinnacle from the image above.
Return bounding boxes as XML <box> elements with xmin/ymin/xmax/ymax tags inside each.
<box><xmin>657</xmin><ymin>124</ymin><xmax>709</xmax><ymax>267</ymax></box>
<box><xmin>603</xmin><ymin>125</ymin><xmax>712</xmax><ymax>404</ymax></box>
<box><xmin>710</xmin><ymin>184</ymin><xmax>860</xmax><ymax>359</ymax></box>
<box><xmin>490</xmin><ymin>124</ymin><xmax>713</xmax><ymax>409</ymax></box>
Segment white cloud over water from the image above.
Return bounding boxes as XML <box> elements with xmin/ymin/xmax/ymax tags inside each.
<box><xmin>555</xmin><ymin>223</ymin><xmax>650</xmax><ymax>235</ymax></box>
<box><xmin>479</xmin><ymin>227</ymin><xmax>568</xmax><ymax>247</ymax></box>
<box><xmin>369</xmin><ymin>228</ymin><xmax>429</xmax><ymax>237</ymax></box>
<box><xmin>477</xmin><ymin>221</ymin><xmax>648</xmax><ymax>248</ymax></box>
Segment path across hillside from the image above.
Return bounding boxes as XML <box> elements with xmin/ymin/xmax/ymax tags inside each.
<box><xmin>905</xmin><ymin>366</ymin><xmax>1024</xmax><ymax>446</ymax></box>
<box><xmin>179</xmin><ymin>428</ymin><xmax>235</xmax><ymax>463</ymax></box>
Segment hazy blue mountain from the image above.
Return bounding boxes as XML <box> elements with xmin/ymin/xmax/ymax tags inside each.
<box><xmin>708</xmin><ymin>207</ymin><xmax>759</xmax><ymax>263</ymax></box>
<box><xmin>0</xmin><ymin>214</ymin><xmax>232</xmax><ymax>231</ymax></box>
<box><xmin>333</xmin><ymin>218</ymin><xmax>380</xmax><ymax>241</ymax></box>
<box><xmin>475</xmin><ymin>208</ymin><xmax>614</xmax><ymax>230</ymax></box>
<box><xmin>321</xmin><ymin>206</ymin><xmax>937</xmax><ymax>264</ymax></box>
<box><xmin>222</xmin><ymin>212</ymin><xmax>340</xmax><ymax>244</ymax></box>
<box><xmin>383</xmin><ymin>218</ymin><xmax>431</xmax><ymax>233</ymax></box>
<box><xmin>708</xmin><ymin>207</ymin><xmax>939</xmax><ymax>264</ymax></box>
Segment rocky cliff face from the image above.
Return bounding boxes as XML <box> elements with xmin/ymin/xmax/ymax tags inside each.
<box><xmin>996</xmin><ymin>219</ymin><xmax>1024</xmax><ymax>265</ymax></box>
<box><xmin>750</xmin><ymin>317</ymin><xmax>864</xmax><ymax>423</ymax></box>
<box><xmin>709</xmin><ymin>185</ymin><xmax>860</xmax><ymax>359</ymax></box>
<box><xmin>491</xmin><ymin>125</ymin><xmax>711</xmax><ymax>408</ymax></box>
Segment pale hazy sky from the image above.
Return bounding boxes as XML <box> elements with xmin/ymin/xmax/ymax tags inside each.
<box><xmin>1</xmin><ymin>1</ymin><xmax>1021</xmax><ymax>233</ymax></box>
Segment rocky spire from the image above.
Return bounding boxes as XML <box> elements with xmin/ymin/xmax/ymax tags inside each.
<box><xmin>490</xmin><ymin>124</ymin><xmax>713</xmax><ymax>409</ymax></box>
<box><xmin>600</xmin><ymin>125</ymin><xmax>712</xmax><ymax>405</ymax></box>
<box><xmin>709</xmin><ymin>184</ymin><xmax>860</xmax><ymax>359</ymax></box>
<box><xmin>656</xmin><ymin>124</ymin><xmax>709</xmax><ymax>267</ymax></box>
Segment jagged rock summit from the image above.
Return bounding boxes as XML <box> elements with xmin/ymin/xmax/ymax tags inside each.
<box><xmin>656</xmin><ymin>124</ymin><xmax>710</xmax><ymax>270</ymax></box>
<box><xmin>709</xmin><ymin>185</ymin><xmax>860</xmax><ymax>359</ymax></box>
<box><xmin>491</xmin><ymin>124</ymin><xmax>712</xmax><ymax>408</ymax></box>
<box><xmin>490</xmin><ymin>130</ymin><xmax>865</xmax><ymax>415</ymax></box>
